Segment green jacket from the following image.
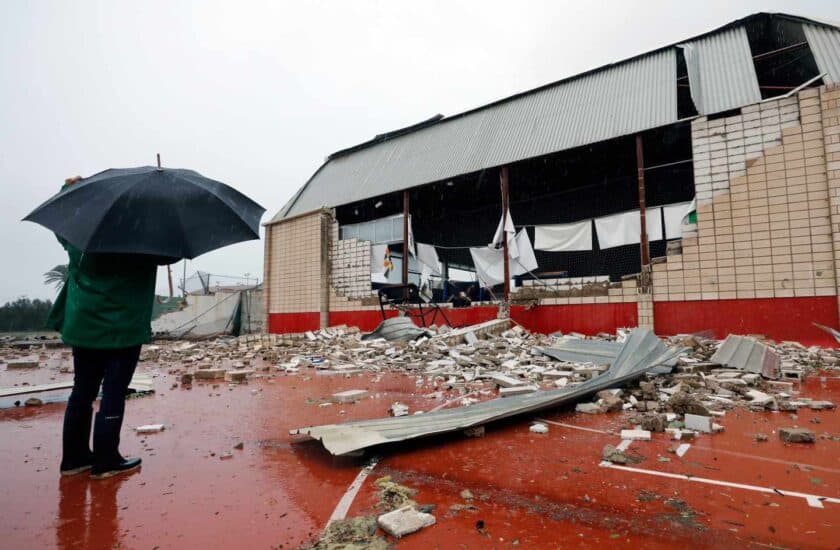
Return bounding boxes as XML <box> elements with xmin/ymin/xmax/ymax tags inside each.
<box><xmin>46</xmin><ymin>239</ymin><xmax>176</xmax><ymax>350</ymax></box>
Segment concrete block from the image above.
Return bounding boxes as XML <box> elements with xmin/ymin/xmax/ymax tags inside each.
<box><xmin>779</xmin><ymin>427</ymin><xmax>815</xmax><ymax>443</ymax></box>
<box><xmin>225</xmin><ymin>369</ymin><xmax>254</xmax><ymax>382</ymax></box>
<box><xmin>499</xmin><ymin>385</ymin><xmax>538</xmax><ymax>397</ymax></box>
<box><xmin>620</xmin><ymin>429</ymin><xmax>651</xmax><ymax>441</ymax></box>
<box><xmin>193</xmin><ymin>368</ymin><xmax>225</xmax><ymax>380</ymax></box>
<box><xmin>491</xmin><ymin>374</ymin><xmax>525</xmax><ymax>388</ymax></box>
<box><xmin>5</xmin><ymin>358</ymin><xmax>40</xmax><ymax>369</ymax></box>
<box><xmin>684</xmin><ymin>414</ymin><xmax>712</xmax><ymax>433</ymax></box>
<box><xmin>377</xmin><ymin>506</ymin><xmax>436</xmax><ymax>538</ymax></box>
<box><xmin>332</xmin><ymin>389</ymin><xmax>369</xmax><ymax>403</ymax></box>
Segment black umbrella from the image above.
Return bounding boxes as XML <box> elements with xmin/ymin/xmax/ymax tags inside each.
<box><xmin>24</xmin><ymin>165</ymin><xmax>265</xmax><ymax>259</ymax></box>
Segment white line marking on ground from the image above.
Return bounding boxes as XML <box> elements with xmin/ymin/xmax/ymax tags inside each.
<box><xmin>676</xmin><ymin>443</ymin><xmax>691</xmax><ymax>457</ymax></box>
<box><xmin>328</xmin><ymin>458</ymin><xmax>380</xmax><ymax>523</ymax></box>
<box><xmin>616</xmin><ymin>439</ymin><xmax>632</xmax><ymax>452</ymax></box>
<box><xmin>534</xmin><ymin>418</ymin><xmax>612</xmax><ymax>435</ymax></box>
<box><xmin>599</xmin><ymin>462</ymin><xmax>840</xmax><ymax>507</ymax></box>
<box><xmin>687</xmin><ymin>445</ymin><xmax>840</xmax><ymax>475</ymax></box>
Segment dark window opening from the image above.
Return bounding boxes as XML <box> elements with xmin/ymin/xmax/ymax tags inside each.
<box><xmin>335</xmin><ymin>121</ymin><xmax>695</xmax><ymax>303</ymax></box>
<box><xmin>745</xmin><ymin>14</ymin><xmax>823</xmax><ymax>99</ymax></box>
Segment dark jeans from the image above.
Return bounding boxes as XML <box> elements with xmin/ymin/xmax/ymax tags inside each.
<box><xmin>61</xmin><ymin>346</ymin><xmax>141</xmax><ymax>470</ymax></box>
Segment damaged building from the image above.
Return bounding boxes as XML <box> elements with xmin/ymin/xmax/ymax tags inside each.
<box><xmin>264</xmin><ymin>13</ymin><xmax>840</xmax><ymax>346</ymax></box>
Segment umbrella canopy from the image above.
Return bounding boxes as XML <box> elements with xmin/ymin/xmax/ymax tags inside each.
<box><xmin>24</xmin><ymin>166</ymin><xmax>266</xmax><ymax>259</ymax></box>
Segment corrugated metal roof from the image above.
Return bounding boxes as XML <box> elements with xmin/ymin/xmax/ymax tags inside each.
<box><xmin>290</xmin><ymin>329</ymin><xmax>682</xmax><ymax>456</ymax></box>
<box><xmin>273</xmin><ymin>13</ymin><xmax>840</xmax><ymax>222</ymax></box>
<box><xmin>803</xmin><ymin>23</ymin><xmax>840</xmax><ymax>84</ymax></box>
<box><xmin>680</xmin><ymin>26</ymin><xmax>762</xmax><ymax>115</ymax></box>
<box><xmin>276</xmin><ymin>50</ymin><xmax>676</xmax><ymax>220</ymax></box>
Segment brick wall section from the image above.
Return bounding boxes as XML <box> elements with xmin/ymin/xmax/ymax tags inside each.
<box><xmin>653</xmin><ymin>89</ymin><xmax>837</xmax><ymax>302</ymax></box>
<box><xmin>265</xmin><ymin>211</ymin><xmax>325</xmax><ymax>313</ymax></box>
<box><xmin>637</xmin><ymin>292</ymin><xmax>653</xmax><ymax>329</ymax></box>
<box><xmin>820</xmin><ymin>84</ymin><xmax>840</xmax><ymax>304</ymax></box>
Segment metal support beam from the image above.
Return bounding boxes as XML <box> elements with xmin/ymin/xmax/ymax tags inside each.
<box><xmin>402</xmin><ymin>190</ymin><xmax>410</xmax><ymax>302</ymax></box>
<box><xmin>635</xmin><ymin>135</ymin><xmax>651</xmax><ymax>270</ymax></box>
<box><xmin>500</xmin><ymin>166</ymin><xmax>511</xmax><ymax>304</ymax></box>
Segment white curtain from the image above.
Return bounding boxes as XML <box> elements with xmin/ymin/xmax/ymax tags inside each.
<box><xmin>534</xmin><ymin>220</ymin><xmax>592</xmax><ymax>251</ymax></box>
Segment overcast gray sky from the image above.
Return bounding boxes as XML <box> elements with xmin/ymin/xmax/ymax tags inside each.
<box><xmin>1</xmin><ymin>0</ymin><xmax>837</xmax><ymax>304</ymax></box>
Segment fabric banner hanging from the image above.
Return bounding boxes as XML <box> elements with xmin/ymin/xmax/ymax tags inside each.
<box><xmin>470</xmin><ymin>229</ymin><xmax>539</xmax><ymax>288</ymax></box>
<box><xmin>469</xmin><ymin>246</ymin><xmax>505</xmax><ymax>287</ymax></box>
<box><xmin>415</xmin><ymin>242</ymin><xmax>441</xmax><ymax>276</ymax></box>
<box><xmin>646</xmin><ymin>207</ymin><xmax>663</xmax><ymax>241</ymax></box>
<box><xmin>594</xmin><ymin>209</ymin><xmax>662</xmax><ymax>249</ymax></box>
<box><xmin>534</xmin><ymin>220</ymin><xmax>592</xmax><ymax>251</ymax></box>
<box><xmin>663</xmin><ymin>200</ymin><xmax>695</xmax><ymax>239</ymax></box>
<box><xmin>594</xmin><ymin>211</ymin><xmax>640</xmax><ymax>249</ymax></box>
<box><xmin>511</xmin><ymin>229</ymin><xmax>538</xmax><ymax>275</ymax></box>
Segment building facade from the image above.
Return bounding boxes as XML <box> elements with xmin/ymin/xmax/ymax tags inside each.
<box><xmin>264</xmin><ymin>14</ymin><xmax>840</xmax><ymax>345</ymax></box>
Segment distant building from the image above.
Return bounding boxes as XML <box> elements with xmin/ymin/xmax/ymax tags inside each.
<box><xmin>264</xmin><ymin>13</ymin><xmax>840</xmax><ymax>345</ymax></box>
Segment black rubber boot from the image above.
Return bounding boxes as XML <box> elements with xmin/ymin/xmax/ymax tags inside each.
<box><xmin>90</xmin><ymin>456</ymin><xmax>142</xmax><ymax>480</ymax></box>
<box><xmin>60</xmin><ymin>399</ymin><xmax>94</xmax><ymax>476</ymax></box>
<box><xmin>91</xmin><ymin>410</ymin><xmax>135</xmax><ymax>478</ymax></box>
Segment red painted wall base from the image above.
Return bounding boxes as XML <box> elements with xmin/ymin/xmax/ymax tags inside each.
<box><xmin>269</xmin><ymin>302</ymin><xmax>637</xmax><ymax>336</ymax></box>
<box><xmin>269</xmin><ymin>296</ymin><xmax>839</xmax><ymax>346</ymax></box>
<box><xmin>654</xmin><ymin>296</ymin><xmax>838</xmax><ymax>347</ymax></box>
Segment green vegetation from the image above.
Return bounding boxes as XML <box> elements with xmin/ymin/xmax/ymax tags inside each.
<box><xmin>0</xmin><ymin>297</ymin><xmax>54</xmax><ymax>332</ymax></box>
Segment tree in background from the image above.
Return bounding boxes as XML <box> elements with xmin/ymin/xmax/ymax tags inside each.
<box><xmin>43</xmin><ymin>264</ymin><xmax>69</xmax><ymax>290</ymax></box>
<box><xmin>0</xmin><ymin>297</ymin><xmax>53</xmax><ymax>332</ymax></box>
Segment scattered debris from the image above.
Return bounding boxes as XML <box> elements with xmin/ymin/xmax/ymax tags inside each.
<box><xmin>24</xmin><ymin>397</ymin><xmax>43</xmax><ymax>407</ymax></box>
<box><xmin>5</xmin><ymin>358</ymin><xmax>40</xmax><ymax>369</ymax></box>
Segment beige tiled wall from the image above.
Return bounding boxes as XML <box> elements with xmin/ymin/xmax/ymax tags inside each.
<box><xmin>820</xmin><ymin>84</ymin><xmax>840</xmax><ymax>308</ymax></box>
<box><xmin>652</xmin><ymin>88</ymin><xmax>837</xmax><ymax>302</ymax></box>
<box><xmin>266</xmin><ymin>211</ymin><xmax>325</xmax><ymax>313</ymax></box>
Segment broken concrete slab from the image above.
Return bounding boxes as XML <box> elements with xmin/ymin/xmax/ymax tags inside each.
<box><xmin>193</xmin><ymin>368</ymin><xmax>225</xmax><ymax>380</ymax></box>
<box><xmin>377</xmin><ymin>505</ymin><xmax>435</xmax><ymax>538</ymax></box>
<box><xmin>684</xmin><ymin>414</ymin><xmax>712</xmax><ymax>433</ymax></box>
<box><xmin>499</xmin><ymin>385</ymin><xmax>538</xmax><ymax>397</ymax></box>
<box><xmin>490</xmin><ymin>374</ymin><xmax>525</xmax><ymax>388</ymax></box>
<box><xmin>5</xmin><ymin>358</ymin><xmax>40</xmax><ymax>369</ymax></box>
<box><xmin>779</xmin><ymin>427</ymin><xmax>815</xmax><ymax>443</ymax></box>
<box><xmin>224</xmin><ymin>369</ymin><xmax>254</xmax><ymax>382</ymax></box>
<box><xmin>602</xmin><ymin>444</ymin><xmax>628</xmax><ymax>464</ymax></box>
<box><xmin>575</xmin><ymin>402</ymin><xmax>604</xmax><ymax>414</ymax></box>
<box><xmin>621</xmin><ymin>429</ymin><xmax>651</xmax><ymax>441</ymax></box>
<box><xmin>332</xmin><ymin>389</ymin><xmax>369</xmax><ymax>404</ymax></box>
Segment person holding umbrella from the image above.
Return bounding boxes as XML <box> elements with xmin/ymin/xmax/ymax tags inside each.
<box><xmin>26</xmin><ymin>162</ymin><xmax>265</xmax><ymax>479</ymax></box>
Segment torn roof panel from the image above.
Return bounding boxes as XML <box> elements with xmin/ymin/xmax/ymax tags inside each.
<box><xmin>803</xmin><ymin>23</ymin><xmax>840</xmax><ymax>84</ymax></box>
<box><xmin>291</xmin><ymin>329</ymin><xmax>682</xmax><ymax>456</ymax></box>
<box><xmin>710</xmin><ymin>335</ymin><xmax>780</xmax><ymax>379</ymax></box>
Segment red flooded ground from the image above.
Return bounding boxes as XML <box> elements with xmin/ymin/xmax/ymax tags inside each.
<box><xmin>0</xmin><ymin>354</ymin><xmax>838</xmax><ymax>549</ymax></box>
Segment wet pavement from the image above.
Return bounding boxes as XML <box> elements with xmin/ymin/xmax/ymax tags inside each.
<box><xmin>1</xmin><ymin>352</ymin><xmax>838</xmax><ymax>549</ymax></box>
